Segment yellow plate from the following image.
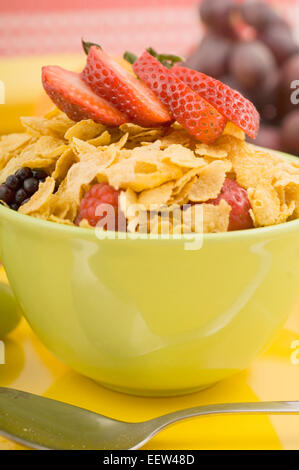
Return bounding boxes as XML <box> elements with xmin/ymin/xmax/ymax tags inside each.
<box><xmin>1</xmin><ymin>263</ymin><xmax>299</xmax><ymax>450</ymax></box>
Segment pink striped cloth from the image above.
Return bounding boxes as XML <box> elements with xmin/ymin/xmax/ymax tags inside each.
<box><xmin>0</xmin><ymin>0</ymin><xmax>298</xmax><ymax>58</ymax></box>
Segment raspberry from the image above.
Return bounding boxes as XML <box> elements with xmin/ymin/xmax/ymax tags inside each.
<box><xmin>208</xmin><ymin>178</ymin><xmax>254</xmax><ymax>231</ymax></box>
<box><xmin>76</xmin><ymin>183</ymin><xmax>125</xmax><ymax>230</ymax></box>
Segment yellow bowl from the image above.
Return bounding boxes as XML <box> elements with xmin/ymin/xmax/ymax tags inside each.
<box><xmin>0</xmin><ymin>152</ymin><xmax>298</xmax><ymax>397</ymax></box>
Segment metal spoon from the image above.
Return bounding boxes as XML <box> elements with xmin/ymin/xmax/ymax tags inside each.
<box><xmin>1</xmin><ymin>387</ymin><xmax>299</xmax><ymax>450</ymax></box>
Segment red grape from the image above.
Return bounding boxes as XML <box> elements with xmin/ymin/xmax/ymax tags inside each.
<box><xmin>229</xmin><ymin>40</ymin><xmax>276</xmax><ymax>90</ymax></box>
<box><xmin>199</xmin><ymin>0</ymin><xmax>237</xmax><ymax>38</ymax></box>
<box><xmin>184</xmin><ymin>33</ymin><xmax>232</xmax><ymax>78</ymax></box>
<box><xmin>281</xmin><ymin>110</ymin><xmax>299</xmax><ymax>156</ymax></box>
<box><xmin>248</xmin><ymin>124</ymin><xmax>281</xmax><ymax>151</ymax></box>
<box><xmin>259</xmin><ymin>24</ymin><xmax>298</xmax><ymax>65</ymax></box>
<box><xmin>251</xmin><ymin>71</ymin><xmax>279</xmax><ymax>122</ymax></box>
<box><xmin>220</xmin><ymin>75</ymin><xmax>251</xmax><ymax>99</ymax></box>
<box><xmin>240</xmin><ymin>2</ymin><xmax>288</xmax><ymax>31</ymax></box>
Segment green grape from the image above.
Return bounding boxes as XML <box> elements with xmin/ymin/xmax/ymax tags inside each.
<box><xmin>0</xmin><ymin>283</ymin><xmax>21</xmax><ymax>338</ymax></box>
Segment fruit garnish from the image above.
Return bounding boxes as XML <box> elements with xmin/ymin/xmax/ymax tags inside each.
<box><xmin>82</xmin><ymin>39</ymin><xmax>101</xmax><ymax>55</ymax></box>
<box><xmin>207</xmin><ymin>178</ymin><xmax>254</xmax><ymax>231</ymax></box>
<box><xmin>42</xmin><ymin>66</ymin><xmax>127</xmax><ymax>126</ymax></box>
<box><xmin>0</xmin><ymin>167</ymin><xmax>47</xmax><ymax>211</ymax></box>
<box><xmin>81</xmin><ymin>46</ymin><xmax>171</xmax><ymax>127</ymax></box>
<box><xmin>172</xmin><ymin>65</ymin><xmax>260</xmax><ymax>139</ymax></box>
<box><xmin>146</xmin><ymin>47</ymin><xmax>184</xmax><ymax>69</ymax></box>
<box><xmin>133</xmin><ymin>50</ymin><xmax>227</xmax><ymax>144</ymax></box>
<box><xmin>123</xmin><ymin>48</ymin><xmax>184</xmax><ymax>69</ymax></box>
<box><xmin>123</xmin><ymin>51</ymin><xmax>138</xmax><ymax>65</ymax></box>
<box><xmin>75</xmin><ymin>183</ymin><xmax>125</xmax><ymax>230</ymax></box>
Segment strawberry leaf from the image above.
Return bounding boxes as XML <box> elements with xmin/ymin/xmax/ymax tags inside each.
<box><xmin>147</xmin><ymin>47</ymin><xmax>158</xmax><ymax>58</ymax></box>
<box><xmin>146</xmin><ymin>47</ymin><xmax>184</xmax><ymax>68</ymax></box>
<box><xmin>82</xmin><ymin>39</ymin><xmax>101</xmax><ymax>55</ymax></box>
<box><xmin>123</xmin><ymin>51</ymin><xmax>138</xmax><ymax>64</ymax></box>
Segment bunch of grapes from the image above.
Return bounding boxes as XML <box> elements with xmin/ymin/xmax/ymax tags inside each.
<box><xmin>185</xmin><ymin>0</ymin><xmax>299</xmax><ymax>155</ymax></box>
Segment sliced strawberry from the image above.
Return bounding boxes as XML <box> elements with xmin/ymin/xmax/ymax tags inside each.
<box><xmin>172</xmin><ymin>65</ymin><xmax>260</xmax><ymax>139</ymax></box>
<box><xmin>133</xmin><ymin>51</ymin><xmax>227</xmax><ymax>143</ymax></box>
<box><xmin>81</xmin><ymin>46</ymin><xmax>171</xmax><ymax>127</ymax></box>
<box><xmin>208</xmin><ymin>178</ymin><xmax>254</xmax><ymax>231</ymax></box>
<box><xmin>42</xmin><ymin>66</ymin><xmax>127</xmax><ymax>126</ymax></box>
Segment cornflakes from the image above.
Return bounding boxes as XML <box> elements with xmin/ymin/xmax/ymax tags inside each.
<box><xmin>19</xmin><ymin>177</ymin><xmax>55</xmax><ymax>215</ymax></box>
<box><xmin>188</xmin><ymin>161</ymin><xmax>228</xmax><ymax>202</ymax></box>
<box><xmin>0</xmin><ymin>110</ymin><xmax>298</xmax><ymax>234</ymax></box>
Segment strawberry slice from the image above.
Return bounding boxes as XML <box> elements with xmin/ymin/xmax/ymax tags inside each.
<box><xmin>42</xmin><ymin>66</ymin><xmax>127</xmax><ymax>126</ymax></box>
<box><xmin>133</xmin><ymin>51</ymin><xmax>227</xmax><ymax>143</ymax></box>
<box><xmin>172</xmin><ymin>65</ymin><xmax>260</xmax><ymax>139</ymax></box>
<box><xmin>81</xmin><ymin>46</ymin><xmax>171</xmax><ymax>127</ymax></box>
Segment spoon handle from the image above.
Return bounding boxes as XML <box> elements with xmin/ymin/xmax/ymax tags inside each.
<box><xmin>149</xmin><ymin>401</ymin><xmax>299</xmax><ymax>431</ymax></box>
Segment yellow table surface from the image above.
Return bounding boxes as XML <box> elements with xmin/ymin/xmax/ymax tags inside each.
<box><xmin>1</xmin><ymin>266</ymin><xmax>299</xmax><ymax>450</ymax></box>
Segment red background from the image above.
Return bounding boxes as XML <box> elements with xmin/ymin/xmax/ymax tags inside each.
<box><xmin>0</xmin><ymin>0</ymin><xmax>297</xmax><ymax>57</ymax></box>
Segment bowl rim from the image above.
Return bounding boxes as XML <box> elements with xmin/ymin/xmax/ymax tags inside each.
<box><xmin>0</xmin><ymin>201</ymin><xmax>298</xmax><ymax>243</ymax></box>
<box><xmin>0</xmin><ymin>148</ymin><xmax>298</xmax><ymax>243</ymax></box>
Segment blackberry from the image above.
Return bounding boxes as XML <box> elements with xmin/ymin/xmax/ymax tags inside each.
<box><xmin>15</xmin><ymin>188</ymin><xmax>28</xmax><ymax>205</ymax></box>
<box><xmin>6</xmin><ymin>175</ymin><xmax>21</xmax><ymax>191</ymax></box>
<box><xmin>32</xmin><ymin>169</ymin><xmax>47</xmax><ymax>180</ymax></box>
<box><xmin>24</xmin><ymin>177</ymin><xmax>39</xmax><ymax>195</ymax></box>
<box><xmin>0</xmin><ymin>167</ymin><xmax>48</xmax><ymax>211</ymax></box>
<box><xmin>15</xmin><ymin>167</ymin><xmax>32</xmax><ymax>181</ymax></box>
<box><xmin>0</xmin><ymin>185</ymin><xmax>14</xmax><ymax>204</ymax></box>
<box><xmin>21</xmin><ymin>198</ymin><xmax>31</xmax><ymax>206</ymax></box>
